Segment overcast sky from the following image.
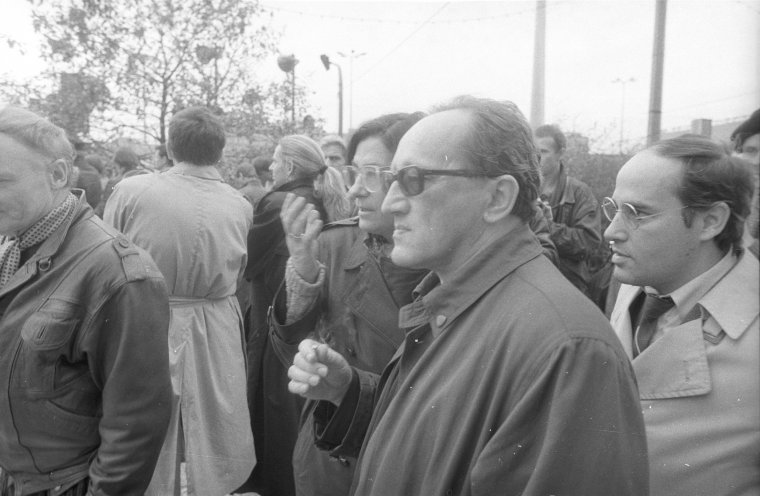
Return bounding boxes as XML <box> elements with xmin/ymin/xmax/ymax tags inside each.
<box><xmin>2</xmin><ymin>0</ymin><xmax>759</xmax><ymax>151</ymax></box>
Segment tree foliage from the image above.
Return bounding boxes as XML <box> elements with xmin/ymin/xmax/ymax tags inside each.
<box><xmin>25</xmin><ymin>0</ymin><xmax>293</xmax><ymax>146</ymax></box>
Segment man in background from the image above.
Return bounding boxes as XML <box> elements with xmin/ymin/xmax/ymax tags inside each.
<box><xmin>534</xmin><ymin>124</ymin><xmax>602</xmax><ymax>296</ymax></box>
<box><xmin>321</xmin><ymin>134</ymin><xmax>347</xmax><ymax>169</ymax></box>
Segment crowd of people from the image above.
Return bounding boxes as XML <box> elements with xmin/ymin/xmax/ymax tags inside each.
<box><xmin>0</xmin><ymin>99</ymin><xmax>757</xmax><ymax>496</ymax></box>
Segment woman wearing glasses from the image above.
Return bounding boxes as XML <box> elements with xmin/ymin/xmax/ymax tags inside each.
<box><xmin>270</xmin><ymin>113</ymin><xmax>427</xmax><ymax>496</ymax></box>
<box><xmin>240</xmin><ymin>135</ymin><xmax>350</xmax><ymax>495</ymax></box>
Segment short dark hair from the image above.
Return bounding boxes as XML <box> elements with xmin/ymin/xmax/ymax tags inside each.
<box><xmin>168</xmin><ymin>107</ymin><xmax>225</xmax><ymax>165</ymax></box>
<box><xmin>534</xmin><ymin>124</ymin><xmax>567</xmax><ymax>152</ymax></box>
<box><xmin>731</xmin><ymin>108</ymin><xmax>760</xmax><ymax>152</ymax></box>
<box><xmin>346</xmin><ymin>112</ymin><xmax>426</xmax><ymax>164</ymax></box>
<box><xmin>432</xmin><ymin>96</ymin><xmax>540</xmax><ymax>222</ymax></box>
<box><xmin>252</xmin><ymin>155</ymin><xmax>273</xmax><ymax>176</ymax></box>
<box><xmin>650</xmin><ymin>135</ymin><xmax>754</xmax><ymax>253</ymax></box>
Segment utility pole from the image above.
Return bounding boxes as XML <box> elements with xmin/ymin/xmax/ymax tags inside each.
<box><xmin>647</xmin><ymin>0</ymin><xmax>667</xmax><ymax>145</ymax></box>
<box><xmin>612</xmin><ymin>77</ymin><xmax>635</xmax><ymax>154</ymax></box>
<box><xmin>320</xmin><ymin>54</ymin><xmax>344</xmax><ymax>136</ymax></box>
<box><xmin>530</xmin><ymin>0</ymin><xmax>546</xmax><ymax>128</ymax></box>
<box><xmin>338</xmin><ymin>50</ymin><xmax>366</xmax><ymax>130</ymax></box>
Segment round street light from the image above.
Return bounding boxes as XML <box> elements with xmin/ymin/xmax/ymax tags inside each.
<box><xmin>277</xmin><ymin>54</ymin><xmax>299</xmax><ymax>124</ymax></box>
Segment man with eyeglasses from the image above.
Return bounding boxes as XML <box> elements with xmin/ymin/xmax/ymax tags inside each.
<box><xmin>605</xmin><ymin>135</ymin><xmax>759</xmax><ymax>496</ymax></box>
<box><xmin>287</xmin><ymin>96</ymin><xmax>648</xmax><ymax>495</ymax></box>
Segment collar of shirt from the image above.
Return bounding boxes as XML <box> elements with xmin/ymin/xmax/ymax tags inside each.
<box><xmin>398</xmin><ymin>223</ymin><xmax>543</xmax><ymax>338</ymax></box>
<box><xmin>645</xmin><ymin>250</ymin><xmax>738</xmax><ymax>334</ymax></box>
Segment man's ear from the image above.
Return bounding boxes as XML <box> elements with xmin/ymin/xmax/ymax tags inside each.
<box><xmin>483</xmin><ymin>174</ymin><xmax>519</xmax><ymax>223</ymax></box>
<box><xmin>698</xmin><ymin>201</ymin><xmax>731</xmax><ymax>242</ymax></box>
<box><xmin>47</xmin><ymin>158</ymin><xmax>70</xmax><ymax>189</ymax></box>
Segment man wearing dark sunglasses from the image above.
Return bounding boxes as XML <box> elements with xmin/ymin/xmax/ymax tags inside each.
<box><xmin>287</xmin><ymin>96</ymin><xmax>647</xmax><ymax>495</ymax></box>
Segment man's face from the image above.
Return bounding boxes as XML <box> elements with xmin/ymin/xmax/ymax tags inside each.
<box><xmin>604</xmin><ymin>150</ymin><xmax>703</xmax><ymax>294</ymax></box>
<box><xmin>0</xmin><ymin>134</ymin><xmax>61</xmax><ymax>237</ymax></box>
<box><xmin>381</xmin><ymin>110</ymin><xmax>490</xmax><ymax>276</ymax></box>
<box><xmin>736</xmin><ymin>133</ymin><xmax>760</xmax><ymax>166</ymax></box>
<box><xmin>347</xmin><ymin>136</ymin><xmax>395</xmax><ymax>238</ymax></box>
<box><xmin>322</xmin><ymin>144</ymin><xmax>346</xmax><ymax>168</ymax></box>
<box><xmin>535</xmin><ymin>136</ymin><xmax>562</xmax><ymax>179</ymax></box>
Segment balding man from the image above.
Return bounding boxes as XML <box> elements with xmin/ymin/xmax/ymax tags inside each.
<box><xmin>0</xmin><ymin>106</ymin><xmax>171</xmax><ymax>495</ymax></box>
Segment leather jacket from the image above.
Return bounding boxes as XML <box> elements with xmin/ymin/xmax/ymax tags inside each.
<box><xmin>0</xmin><ymin>193</ymin><xmax>172</xmax><ymax>495</ymax></box>
<box><xmin>542</xmin><ymin>164</ymin><xmax>602</xmax><ymax>294</ymax></box>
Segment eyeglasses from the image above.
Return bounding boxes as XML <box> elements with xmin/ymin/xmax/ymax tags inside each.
<box><xmin>602</xmin><ymin>197</ymin><xmax>690</xmax><ymax>229</ymax></box>
<box><xmin>390</xmin><ymin>165</ymin><xmax>503</xmax><ymax>197</ymax></box>
<box><xmin>341</xmin><ymin>165</ymin><xmax>395</xmax><ymax>193</ymax></box>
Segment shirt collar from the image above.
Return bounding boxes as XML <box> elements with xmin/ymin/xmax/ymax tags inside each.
<box><xmin>399</xmin><ymin>223</ymin><xmax>543</xmax><ymax>337</ymax></box>
<box><xmin>647</xmin><ymin>250</ymin><xmax>758</xmax><ymax>340</ymax></box>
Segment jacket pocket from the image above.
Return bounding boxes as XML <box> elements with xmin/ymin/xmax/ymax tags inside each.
<box><xmin>14</xmin><ymin>300</ymin><xmax>82</xmax><ymax>394</ymax></box>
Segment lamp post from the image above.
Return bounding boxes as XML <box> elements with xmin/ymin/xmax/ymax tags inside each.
<box><xmin>277</xmin><ymin>54</ymin><xmax>299</xmax><ymax>125</ymax></box>
<box><xmin>337</xmin><ymin>50</ymin><xmax>366</xmax><ymax>130</ymax></box>
<box><xmin>320</xmin><ymin>54</ymin><xmax>344</xmax><ymax>136</ymax></box>
<box><xmin>612</xmin><ymin>77</ymin><xmax>635</xmax><ymax>154</ymax></box>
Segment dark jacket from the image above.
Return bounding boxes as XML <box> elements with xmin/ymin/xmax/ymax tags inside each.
<box><xmin>313</xmin><ymin>224</ymin><xmax>648</xmax><ymax>496</ymax></box>
<box><xmin>270</xmin><ymin>220</ymin><xmax>428</xmax><ymax>496</ymax></box>
<box><xmin>239</xmin><ymin>178</ymin><xmax>327</xmax><ymax>496</ymax></box>
<box><xmin>542</xmin><ymin>163</ymin><xmax>602</xmax><ymax>294</ymax></box>
<box><xmin>0</xmin><ymin>192</ymin><xmax>172</xmax><ymax>495</ymax></box>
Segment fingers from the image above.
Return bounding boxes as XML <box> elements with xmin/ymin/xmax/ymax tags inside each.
<box><xmin>288</xmin><ymin>339</ymin><xmax>329</xmax><ymax>396</ymax></box>
<box><xmin>281</xmin><ymin>194</ymin><xmax>322</xmax><ymax>240</ymax></box>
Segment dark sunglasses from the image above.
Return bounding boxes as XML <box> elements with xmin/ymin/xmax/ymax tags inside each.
<box><xmin>391</xmin><ymin>165</ymin><xmax>503</xmax><ymax>197</ymax></box>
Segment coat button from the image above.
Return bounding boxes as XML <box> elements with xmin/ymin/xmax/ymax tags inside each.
<box><xmin>119</xmin><ymin>238</ymin><xmax>130</xmax><ymax>248</ymax></box>
<box><xmin>436</xmin><ymin>315</ymin><xmax>447</xmax><ymax>326</ymax></box>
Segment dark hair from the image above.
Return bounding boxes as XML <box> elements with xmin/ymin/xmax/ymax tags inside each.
<box><xmin>113</xmin><ymin>146</ymin><xmax>140</xmax><ymax>172</ymax></box>
<box><xmin>731</xmin><ymin>108</ymin><xmax>760</xmax><ymax>152</ymax></box>
<box><xmin>85</xmin><ymin>154</ymin><xmax>105</xmax><ymax>173</ymax></box>
<box><xmin>252</xmin><ymin>155</ymin><xmax>273</xmax><ymax>176</ymax></box>
<box><xmin>650</xmin><ymin>135</ymin><xmax>754</xmax><ymax>253</ymax></box>
<box><xmin>432</xmin><ymin>96</ymin><xmax>540</xmax><ymax>222</ymax></box>
<box><xmin>534</xmin><ymin>124</ymin><xmax>567</xmax><ymax>152</ymax></box>
<box><xmin>168</xmin><ymin>107</ymin><xmax>225</xmax><ymax>165</ymax></box>
<box><xmin>346</xmin><ymin>112</ymin><xmax>426</xmax><ymax>164</ymax></box>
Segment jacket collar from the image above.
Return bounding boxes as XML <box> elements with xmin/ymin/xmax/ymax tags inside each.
<box><xmin>165</xmin><ymin>162</ymin><xmax>223</xmax><ymax>181</ymax></box>
<box><xmin>272</xmin><ymin>176</ymin><xmax>314</xmax><ymax>193</ymax></box>
<box><xmin>0</xmin><ymin>190</ymin><xmax>91</xmax><ymax>299</ymax></box>
<box><xmin>398</xmin><ymin>223</ymin><xmax>543</xmax><ymax>337</ymax></box>
<box><xmin>698</xmin><ymin>250</ymin><xmax>758</xmax><ymax>340</ymax></box>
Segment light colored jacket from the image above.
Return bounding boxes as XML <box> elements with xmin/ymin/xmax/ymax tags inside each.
<box><xmin>610</xmin><ymin>252</ymin><xmax>760</xmax><ymax>496</ymax></box>
<box><xmin>105</xmin><ymin>164</ymin><xmax>255</xmax><ymax>495</ymax></box>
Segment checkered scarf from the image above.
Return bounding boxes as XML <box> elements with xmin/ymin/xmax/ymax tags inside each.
<box><xmin>0</xmin><ymin>193</ymin><xmax>77</xmax><ymax>289</ymax></box>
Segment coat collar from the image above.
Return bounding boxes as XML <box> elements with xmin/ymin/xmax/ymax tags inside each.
<box><xmin>165</xmin><ymin>162</ymin><xmax>223</xmax><ymax>181</ymax></box>
<box><xmin>398</xmin><ymin>223</ymin><xmax>543</xmax><ymax>337</ymax></box>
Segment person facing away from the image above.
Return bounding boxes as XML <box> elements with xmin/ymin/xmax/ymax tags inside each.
<box><xmin>287</xmin><ymin>96</ymin><xmax>649</xmax><ymax>496</ymax></box>
<box><xmin>534</xmin><ymin>124</ymin><xmax>602</xmax><ymax>296</ymax></box>
<box><xmin>605</xmin><ymin>135</ymin><xmax>759</xmax><ymax>496</ymax></box>
<box><xmin>238</xmin><ymin>135</ymin><xmax>349</xmax><ymax>496</ymax></box>
<box><xmin>271</xmin><ymin>112</ymin><xmax>429</xmax><ymax>496</ymax></box>
<box><xmin>238</xmin><ymin>155</ymin><xmax>273</xmax><ymax>210</ymax></box>
<box><xmin>321</xmin><ymin>134</ymin><xmax>347</xmax><ymax>170</ymax></box>
<box><xmin>94</xmin><ymin>145</ymin><xmax>144</xmax><ymax>217</ymax></box>
<box><xmin>0</xmin><ymin>104</ymin><xmax>172</xmax><ymax>495</ymax></box>
<box><xmin>104</xmin><ymin>106</ymin><xmax>255</xmax><ymax>496</ymax></box>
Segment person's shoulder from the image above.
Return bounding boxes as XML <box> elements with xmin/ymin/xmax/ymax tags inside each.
<box><xmin>317</xmin><ymin>217</ymin><xmax>360</xmax><ymax>246</ymax></box>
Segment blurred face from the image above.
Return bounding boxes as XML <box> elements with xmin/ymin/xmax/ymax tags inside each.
<box><xmin>0</xmin><ymin>134</ymin><xmax>65</xmax><ymax>237</ymax></box>
<box><xmin>381</xmin><ymin>110</ymin><xmax>491</xmax><ymax>278</ymax></box>
<box><xmin>736</xmin><ymin>133</ymin><xmax>760</xmax><ymax>166</ymax></box>
<box><xmin>347</xmin><ymin>136</ymin><xmax>395</xmax><ymax>238</ymax></box>
<box><xmin>322</xmin><ymin>144</ymin><xmax>346</xmax><ymax>168</ymax></box>
<box><xmin>270</xmin><ymin>145</ymin><xmax>290</xmax><ymax>187</ymax></box>
<box><xmin>604</xmin><ymin>150</ymin><xmax>703</xmax><ymax>294</ymax></box>
<box><xmin>535</xmin><ymin>136</ymin><xmax>562</xmax><ymax>180</ymax></box>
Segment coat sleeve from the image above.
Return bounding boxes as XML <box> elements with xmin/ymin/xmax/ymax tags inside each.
<box><xmin>549</xmin><ymin>182</ymin><xmax>602</xmax><ymax>261</ymax></box>
<box><xmin>470</xmin><ymin>336</ymin><xmax>649</xmax><ymax>496</ymax></box>
<box><xmin>85</xmin><ymin>273</ymin><xmax>172</xmax><ymax>495</ymax></box>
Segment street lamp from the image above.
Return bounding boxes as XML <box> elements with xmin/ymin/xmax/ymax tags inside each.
<box><xmin>337</xmin><ymin>50</ymin><xmax>366</xmax><ymax>130</ymax></box>
<box><xmin>612</xmin><ymin>77</ymin><xmax>635</xmax><ymax>154</ymax></box>
<box><xmin>320</xmin><ymin>54</ymin><xmax>344</xmax><ymax>136</ymax></box>
<box><xmin>277</xmin><ymin>54</ymin><xmax>299</xmax><ymax>125</ymax></box>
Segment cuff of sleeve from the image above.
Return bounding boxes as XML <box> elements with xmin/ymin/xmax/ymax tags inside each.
<box><xmin>285</xmin><ymin>257</ymin><xmax>326</xmax><ymax>323</ymax></box>
<box><xmin>314</xmin><ymin>369</ymin><xmax>377</xmax><ymax>458</ymax></box>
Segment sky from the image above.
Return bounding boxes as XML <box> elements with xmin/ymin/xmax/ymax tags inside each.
<box><xmin>2</xmin><ymin>0</ymin><xmax>759</xmax><ymax>152</ymax></box>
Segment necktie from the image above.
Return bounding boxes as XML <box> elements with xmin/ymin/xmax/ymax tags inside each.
<box><xmin>633</xmin><ymin>293</ymin><xmax>675</xmax><ymax>357</ymax></box>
